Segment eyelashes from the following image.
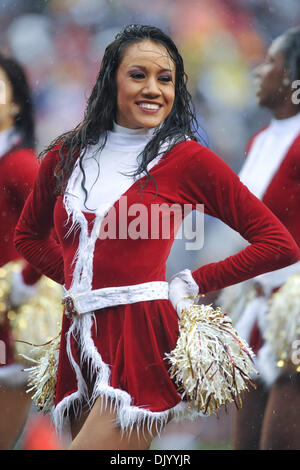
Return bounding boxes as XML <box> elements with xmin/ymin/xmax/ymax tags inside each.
<box><xmin>130</xmin><ymin>72</ymin><xmax>145</xmax><ymax>79</ymax></box>
<box><xmin>129</xmin><ymin>71</ymin><xmax>173</xmax><ymax>82</ymax></box>
<box><xmin>159</xmin><ymin>75</ymin><xmax>173</xmax><ymax>82</ymax></box>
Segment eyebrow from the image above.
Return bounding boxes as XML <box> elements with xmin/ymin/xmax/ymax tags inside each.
<box><xmin>128</xmin><ymin>65</ymin><xmax>174</xmax><ymax>73</ymax></box>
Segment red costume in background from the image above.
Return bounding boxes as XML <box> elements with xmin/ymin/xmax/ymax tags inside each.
<box><xmin>235</xmin><ymin>114</ymin><xmax>300</xmax><ymax>385</ymax></box>
<box><xmin>0</xmin><ymin>143</ymin><xmax>40</xmax><ymax>368</ymax></box>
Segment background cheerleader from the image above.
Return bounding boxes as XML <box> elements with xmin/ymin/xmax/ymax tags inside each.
<box><xmin>228</xmin><ymin>27</ymin><xmax>300</xmax><ymax>450</ymax></box>
<box><xmin>0</xmin><ymin>53</ymin><xmax>42</xmax><ymax>450</ymax></box>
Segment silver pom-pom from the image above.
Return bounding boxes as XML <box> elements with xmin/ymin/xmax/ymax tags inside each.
<box><xmin>165</xmin><ymin>304</ymin><xmax>258</xmax><ymax>415</ymax></box>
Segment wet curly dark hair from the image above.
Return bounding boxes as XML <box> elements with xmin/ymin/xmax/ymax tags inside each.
<box><xmin>41</xmin><ymin>24</ymin><xmax>200</xmax><ymax>199</ymax></box>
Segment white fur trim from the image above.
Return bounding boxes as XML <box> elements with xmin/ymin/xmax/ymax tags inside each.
<box><xmin>57</xmin><ymin>139</ymin><xmax>193</xmax><ymax>438</ymax></box>
<box><xmin>65</xmin><ymin>127</ymin><xmax>167</xmax><ymax>216</ymax></box>
<box><xmin>51</xmin><ymin>312</ymin><xmax>190</xmax><ymax>438</ymax></box>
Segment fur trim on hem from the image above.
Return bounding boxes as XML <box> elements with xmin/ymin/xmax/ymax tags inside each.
<box><xmin>51</xmin><ymin>312</ymin><xmax>196</xmax><ymax>440</ymax></box>
<box><xmin>52</xmin><ymin>384</ymin><xmax>188</xmax><ymax>440</ymax></box>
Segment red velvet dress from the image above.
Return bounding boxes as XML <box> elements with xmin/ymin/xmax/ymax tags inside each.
<box><xmin>0</xmin><ymin>145</ymin><xmax>40</xmax><ymax>371</ymax></box>
<box><xmin>15</xmin><ymin>139</ymin><xmax>300</xmax><ymax>433</ymax></box>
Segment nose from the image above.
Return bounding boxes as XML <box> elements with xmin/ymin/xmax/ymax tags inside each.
<box><xmin>142</xmin><ymin>76</ymin><xmax>161</xmax><ymax>96</ymax></box>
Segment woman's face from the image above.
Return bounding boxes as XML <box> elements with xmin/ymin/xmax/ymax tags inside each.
<box><xmin>0</xmin><ymin>66</ymin><xmax>19</xmax><ymax>131</ymax></box>
<box><xmin>254</xmin><ymin>36</ymin><xmax>290</xmax><ymax>109</ymax></box>
<box><xmin>115</xmin><ymin>40</ymin><xmax>176</xmax><ymax>129</ymax></box>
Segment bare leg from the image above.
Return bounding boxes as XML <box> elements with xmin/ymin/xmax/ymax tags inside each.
<box><xmin>231</xmin><ymin>382</ymin><xmax>269</xmax><ymax>450</ymax></box>
<box><xmin>69</xmin><ymin>396</ymin><xmax>157</xmax><ymax>450</ymax></box>
<box><xmin>70</xmin><ymin>406</ymin><xmax>89</xmax><ymax>441</ymax></box>
<box><xmin>0</xmin><ymin>385</ymin><xmax>32</xmax><ymax>449</ymax></box>
<box><xmin>260</xmin><ymin>374</ymin><xmax>300</xmax><ymax>450</ymax></box>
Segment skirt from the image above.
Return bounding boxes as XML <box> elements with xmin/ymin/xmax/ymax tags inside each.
<box><xmin>53</xmin><ymin>298</ymin><xmax>187</xmax><ymax>435</ymax></box>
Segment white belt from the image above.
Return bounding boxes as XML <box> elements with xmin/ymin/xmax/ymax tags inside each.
<box><xmin>62</xmin><ymin>281</ymin><xmax>169</xmax><ymax>316</ymax></box>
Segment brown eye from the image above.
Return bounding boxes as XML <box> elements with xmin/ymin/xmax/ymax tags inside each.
<box><xmin>130</xmin><ymin>72</ymin><xmax>145</xmax><ymax>79</ymax></box>
<box><xmin>158</xmin><ymin>75</ymin><xmax>172</xmax><ymax>82</ymax></box>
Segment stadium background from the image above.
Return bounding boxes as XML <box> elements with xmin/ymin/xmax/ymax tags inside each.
<box><xmin>1</xmin><ymin>0</ymin><xmax>299</xmax><ymax>450</ymax></box>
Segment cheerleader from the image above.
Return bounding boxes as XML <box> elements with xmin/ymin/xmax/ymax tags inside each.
<box><xmin>0</xmin><ymin>54</ymin><xmax>41</xmax><ymax>449</ymax></box>
<box><xmin>15</xmin><ymin>25</ymin><xmax>300</xmax><ymax>450</ymax></box>
<box><xmin>230</xmin><ymin>27</ymin><xmax>300</xmax><ymax>450</ymax></box>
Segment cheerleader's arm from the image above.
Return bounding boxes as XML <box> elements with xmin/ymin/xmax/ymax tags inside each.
<box><xmin>14</xmin><ymin>150</ymin><xmax>65</xmax><ymax>285</ymax></box>
<box><xmin>178</xmin><ymin>141</ymin><xmax>300</xmax><ymax>294</ymax></box>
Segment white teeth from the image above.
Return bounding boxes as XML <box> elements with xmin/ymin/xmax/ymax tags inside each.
<box><xmin>138</xmin><ymin>103</ymin><xmax>160</xmax><ymax>110</ymax></box>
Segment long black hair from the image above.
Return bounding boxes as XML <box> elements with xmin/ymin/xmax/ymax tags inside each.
<box><xmin>41</xmin><ymin>24</ymin><xmax>199</xmax><ymax>197</ymax></box>
<box><xmin>0</xmin><ymin>54</ymin><xmax>35</xmax><ymax>149</ymax></box>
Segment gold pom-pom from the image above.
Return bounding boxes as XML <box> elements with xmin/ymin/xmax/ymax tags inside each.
<box><xmin>264</xmin><ymin>274</ymin><xmax>300</xmax><ymax>372</ymax></box>
<box><xmin>165</xmin><ymin>304</ymin><xmax>258</xmax><ymax>416</ymax></box>
<box><xmin>25</xmin><ymin>334</ymin><xmax>60</xmax><ymax>412</ymax></box>
<box><xmin>0</xmin><ymin>261</ymin><xmax>63</xmax><ymax>364</ymax></box>
<box><xmin>0</xmin><ymin>261</ymin><xmax>62</xmax><ymax>410</ymax></box>
<box><xmin>0</xmin><ymin>261</ymin><xmax>21</xmax><ymax>324</ymax></box>
<box><xmin>11</xmin><ymin>276</ymin><xmax>63</xmax><ymax>364</ymax></box>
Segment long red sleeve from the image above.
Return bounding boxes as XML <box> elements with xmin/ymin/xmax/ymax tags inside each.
<box><xmin>177</xmin><ymin>141</ymin><xmax>300</xmax><ymax>293</ymax></box>
<box><xmin>14</xmin><ymin>150</ymin><xmax>64</xmax><ymax>285</ymax></box>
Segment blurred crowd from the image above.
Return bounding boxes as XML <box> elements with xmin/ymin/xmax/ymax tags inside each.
<box><xmin>0</xmin><ymin>0</ymin><xmax>299</xmax><ymax>166</ymax></box>
<box><xmin>1</xmin><ymin>0</ymin><xmax>300</xmax><ymax>450</ymax></box>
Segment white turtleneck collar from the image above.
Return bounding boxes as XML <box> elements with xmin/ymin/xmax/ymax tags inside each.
<box><xmin>112</xmin><ymin>122</ymin><xmax>156</xmax><ymax>136</ymax></box>
<box><xmin>103</xmin><ymin>122</ymin><xmax>156</xmax><ymax>150</ymax></box>
<box><xmin>66</xmin><ymin>122</ymin><xmax>162</xmax><ymax>214</ymax></box>
<box><xmin>268</xmin><ymin>112</ymin><xmax>300</xmax><ymax>133</ymax></box>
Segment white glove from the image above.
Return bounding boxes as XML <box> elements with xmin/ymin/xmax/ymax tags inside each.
<box><xmin>169</xmin><ymin>269</ymin><xmax>199</xmax><ymax>318</ymax></box>
<box><xmin>9</xmin><ymin>271</ymin><xmax>38</xmax><ymax>308</ymax></box>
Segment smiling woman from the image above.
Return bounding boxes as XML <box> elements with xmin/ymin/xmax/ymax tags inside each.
<box><xmin>116</xmin><ymin>40</ymin><xmax>175</xmax><ymax>129</ymax></box>
<box><xmin>14</xmin><ymin>24</ymin><xmax>300</xmax><ymax>450</ymax></box>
